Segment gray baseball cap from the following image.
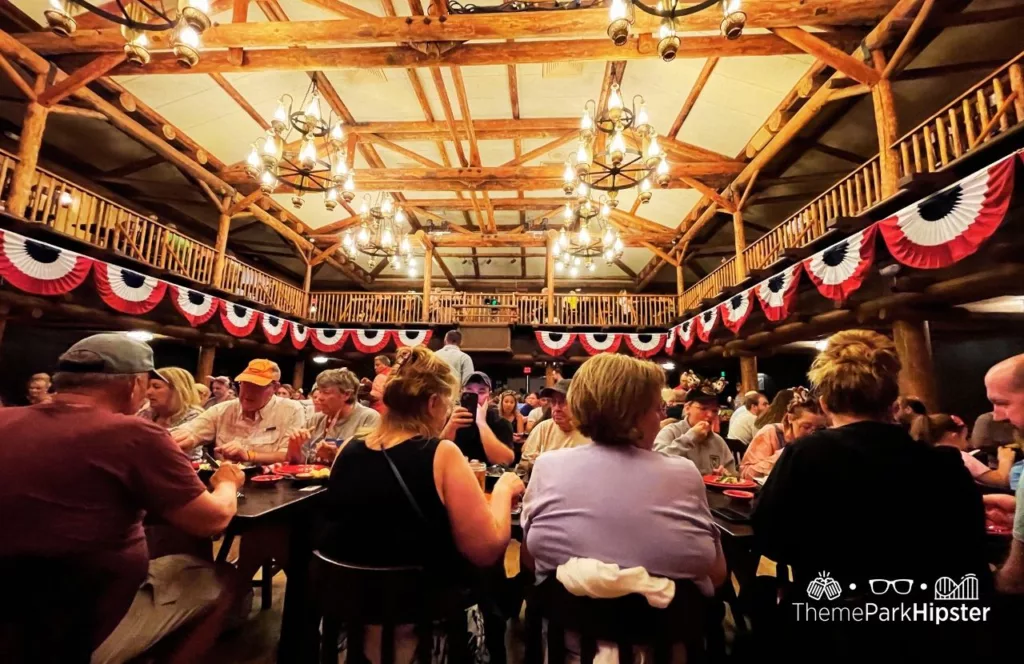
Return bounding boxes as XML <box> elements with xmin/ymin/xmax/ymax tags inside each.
<box><xmin>57</xmin><ymin>333</ymin><xmax>155</xmax><ymax>374</ymax></box>
<box><xmin>540</xmin><ymin>378</ymin><xmax>571</xmax><ymax>398</ymax></box>
<box><xmin>465</xmin><ymin>371</ymin><xmax>492</xmax><ymax>390</ymax></box>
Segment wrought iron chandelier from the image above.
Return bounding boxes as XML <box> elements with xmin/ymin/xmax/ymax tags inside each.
<box><xmin>551</xmin><ymin>196</ymin><xmax>625</xmax><ymax>278</ymax></box>
<box><xmin>44</xmin><ymin>0</ymin><xmax>212</xmax><ymax>68</ymax></box>
<box><xmin>607</xmin><ymin>0</ymin><xmax>746</xmax><ymax>60</ymax></box>
<box><xmin>563</xmin><ymin>82</ymin><xmax>668</xmax><ymax>212</ymax></box>
<box><xmin>341</xmin><ymin>193</ymin><xmax>416</xmax><ymax>276</ymax></box>
<box><xmin>245</xmin><ymin>81</ymin><xmax>355</xmax><ymax>213</ymax></box>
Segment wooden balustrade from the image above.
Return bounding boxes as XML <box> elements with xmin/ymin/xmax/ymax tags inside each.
<box><xmin>681</xmin><ymin>52</ymin><xmax>1024</xmax><ymax>313</ymax></box>
<box><xmin>222</xmin><ymin>257</ymin><xmax>306</xmax><ymax>316</ymax></box>
<box><xmin>552</xmin><ymin>293</ymin><xmax>676</xmax><ymax>327</ymax></box>
<box><xmin>894</xmin><ymin>51</ymin><xmax>1024</xmax><ymax>178</ymax></box>
<box><xmin>314</xmin><ymin>291</ymin><xmax>423</xmax><ymax>324</ymax></box>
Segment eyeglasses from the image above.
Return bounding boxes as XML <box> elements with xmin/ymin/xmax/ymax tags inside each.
<box><xmin>868</xmin><ymin>579</ymin><xmax>913</xmax><ymax>595</ymax></box>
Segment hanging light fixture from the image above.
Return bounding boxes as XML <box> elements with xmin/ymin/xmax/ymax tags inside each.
<box><xmin>339</xmin><ymin>192</ymin><xmax>415</xmax><ymax>271</ymax></box>
<box><xmin>605</xmin><ymin>0</ymin><xmax>746</xmax><ymax>58</ymax></box>
<box><xmin>45</xmin><ymin>0</ymin><xmax>211</xmax><ymax>67</ymax></box>
<box><xmin>245</xmin><ymin>80</ymin><xmax>352</xmax><ymax>212</ymax></box>
<box><xmin>553</xmin><ymin>195</ymin><xmax>625</xmax><ymax>279</ymax></box>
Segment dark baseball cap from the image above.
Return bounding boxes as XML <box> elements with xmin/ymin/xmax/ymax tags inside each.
<box><xmin>684</xmin><ymin>388</ymin><xmax>721</xmax><ymax>406</ymax></box>
<box><xmin>465</xmin><ymin>371</ymin><xmax>492</xmax><ymax>390</ymax></box>
<box><xmin>57</xmin><ymin>333</ymin><xmax>154</xmax><ymax>374</ymax></box>
<box><xmin>540</xmin><ymin>378</ymin><xmax>571</xmax><ymax>398</ymax></box>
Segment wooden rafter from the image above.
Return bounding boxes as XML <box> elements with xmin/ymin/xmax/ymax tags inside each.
<box><xmin>296</xmin><ymin>0</ymin><xmax>378</xmax><ymax>19</ymax></box>
<box><xmin>770</xmin><ymin>27</ymin><xmax>881</xmax><ymax>86</ymax></box>
<box><xmin>362</xmin><ymin>134</ymin><xmax>443</xmax><ymax>168</ymax></box>
<box><xmin>502</xmin><ymin>131</ymin><xmax>577</xmax><ymax>167</ymax></box>
<box><xmin>678</xmin><ymin>175</ymin><xmax>735</xmax><ymax>213</ymax></box>
<box><xmin>209</xmin><ymin>73</ymin><xmax>270</xmax><ymax>130</ymax></box>
<box><xmin>228</xmin><ymin>189</ymin><xmax>264</xmax><ymax>215</ymax></box>
<box><xmin>429</xmin><ymin>67</ymin><xmax>469</xmax><ymax>167</ymax></box>
<box><xmin>0</xmin><ymin>53</ymin><xmax>36</xmax><ymax>101</ymax></box>
<box><xmin>668</xmin><ymin>57</ymin><xmax>718</xmax><ymax>139</ymax></box>
<box><xmin>37</xmin><ymin>53</ymin><xmax>124</xmax><ymax>107</ymax></box>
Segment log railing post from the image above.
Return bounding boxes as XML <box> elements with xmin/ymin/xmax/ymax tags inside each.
<box><xmin>8</xmin><ymin>79</ymin><xmax>49</xmax><ymax>216</ymax></box>
<box><xmin>196</xmin><ymin>346</ymin><xmax>216</xmax><ymax>383</ymax></box>
<box><xmin>422</xmin><ymin>242</ymin><xmax>433</xmax><ymax>322</ymax></box>
<box><xmin>871</xmin><ymin>49</ymin><xmax>900</xmax><ymax>196</ymax></box>
<box><xmin>892</xmin><ymin>318</ymin><xmax>938</xmax><ymax>412</ymax></box>
<box><xmin>732</xmin><ymin>208</ymin><xmax>748</xmax><ymax>282</ymax></box>
<box><xmin>739</xmin><ymin>355</ymin><xmax>758</xmax><ymax>393</ymax></box>
<box><xmin>675</xmin><ymin>263</ymin><xmax>685</xmax><ymax>317</ymax></box>
<box><xmin>293</xmin><ymin>357</ymin><xmax>306</xmax><ymax>394</ymax></box>
<box><xmin>302</xmin><ymin>259</ymin><xmax>312</xmax><ymax>317</ymax></box>
<box><xmin>212</xmin><ymin>207</ymin><xmax>231</xmax><ymax>288</ymax></box>
<box><xmin>545</xmin><ymin>230</ymin><xmax>555</xmax><ymax>324</ymax></box>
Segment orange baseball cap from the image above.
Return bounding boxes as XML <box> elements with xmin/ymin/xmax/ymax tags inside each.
<box><xmin>235</xmin><ymin>359</ymin><xmax>280</xmax><ymax>386</ymax></box>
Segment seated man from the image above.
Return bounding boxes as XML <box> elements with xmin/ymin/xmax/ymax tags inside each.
<box><xmin>727</xmin><ymin>391</ymin><xmax>769</xmax><ymax>446</ymax></box>
<box><xmin>442</xmin><ymin>371</ymin><xmax>515</xmax><ymax>465</ymax></box>
<box><xmin>173</xmin><ymin>359</ymin><xmax>305</xmax><ymax>464</ymax></box>
<box><xmin>654</xmin><ymin>388</ymin><xmax>736</xmax><ymax>475</ymax></box>
<box><xmin>287</xmin><ymin>368</ymin><xmax>381</xmax><ymax>463</ymax></box>
<box><xmin>520</xmin><ymin>379</ymin><xmax>590</xmax><ymax>472</ymax></box>
<box><xmin>0</xmin><ymin>333</ymin><xmax>244</xmax><ymax>664</ymax></box>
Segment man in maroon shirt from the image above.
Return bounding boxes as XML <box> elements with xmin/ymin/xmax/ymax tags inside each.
<box><xmin>0</xmin><ymin>333</ymin><xmax>245</xmax><ymax>664</ymax></box>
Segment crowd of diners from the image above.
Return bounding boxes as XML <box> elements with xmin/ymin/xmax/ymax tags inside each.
<box><xmin>3</xmin><ymin>325</ymin><xmax>1024</xmax><ymax>663</ymax></box>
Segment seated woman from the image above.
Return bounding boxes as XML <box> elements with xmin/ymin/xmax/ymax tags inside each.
<box><xmin>739</xmin><ymin>388</ymin><xmax>826</xmax><ymax>480</ymax></box>
<box><xmin>754</xmin><ymin>330</ymin><xmax>990</xmax><ymax>661</ymax></box>
<box><xmin>752</xmin><ymin>388</ymin><xmax>794</xmax><ymax>431</ymax></box>
<box><xmin>317</xmin><ymin>346</ymin><xmax>524</xmax><ymax>663</ymax></box>
<box><xmin>523</xmin><ymin>353</ymin><xmax>726</xmax><ymax>596</ymax></box>
<box><xmin>910</xmin><ymin>413</ymin><xmax>1014</xmax><ymax>487</ymax></box>
<box><xmin>497</xmin><ymin>389</ymin><xmax>526</xmax><ymax>437</ymax></box>
<box><xmin>139</xmin><ymin>367</ymin><xmax>205</xmax><ymax>460</ymax></box>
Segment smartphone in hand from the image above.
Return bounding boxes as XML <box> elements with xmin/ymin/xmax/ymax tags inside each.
<box><xmin>460</xmin><ymin>391</ymin><xmax>478</xmax><ymax>412</ymax></box>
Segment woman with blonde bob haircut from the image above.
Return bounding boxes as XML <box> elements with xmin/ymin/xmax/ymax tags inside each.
<box><xmin>316</xmin><ymin>346</ymin><xmax>525</xmax><ymax>663</ymax></box>
<box><xmin>523</xmin><ymin>354</ymin><xmax>727</xmax><ymax>598</ymax></box>
<box><xmin>754</xmin><ymin>330</ymin><xmax>989</xmax><ymax>661</ymax></box>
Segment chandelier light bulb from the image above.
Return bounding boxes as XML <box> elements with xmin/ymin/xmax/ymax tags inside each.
<box><xmin>259</xmin><ymin>170</ymin><xmax>277</xmax><ymax>192</ymax></box>
<box><xmin>563</xmin><ymin>162</ymin><xmax>575</xmax><ymax>183</ymax></box>
<box><xmin>400</xmin><ymin>236</ymin><xmax>411</xmax><ymax>253</ymax></box>
<box><xmin>45</xmin><ymin>0</ymin><xmax>76</xmax><ymax>37</ymax></box>
<box><xmin>608</xmin><ymin>130</ymin><xmax>626</xmax><ymax>166</ymax></box>
<box><xmin>359</xmin><ymin>199</ymin><xmax>369</xmax><ymax>216</ymax></box>
<box><xmin>246</xmin><ymin>145</ymin><xmax>260</xmax><ymax>169</ymax></box>
<box><xmin>563</xmin><ymin>203</ymin><xmax>573</xmax><ymax>221</ymax></box>
<box><xmin>646</xmin><ymin>135</ymin><xmax>661</xmax><ymax>161</ymax></box>
<box><xmin>608</xmin><ymin>86</ymin><xmax>623</xmax><ymax>111</ymax></box>
<box><xmin>305</xmin><ymin>95</ymin><xmax>321</xmax><ymax>121</ymax></box>
<box><xmin>381</xmin><ymin>196</ymin><xmax>394</xmax><ymax>215</ymax></box>
<box><xmin>330</xmin><ymin>122</ymin><xmax>344</xmax><ymax>141</ymax></box>
<box><xmin>381</xmin><ymin>228</ymin><xmax>394</xmax><ymax>247</ymax></box>
<box><xmin>569</xmin><ymin>265</ymin><xmax>580</xmax><ymax>279</ymax></box>
<box><xmin>721</xmin><ymin>0</ymin><xmax>747</xmax><ymax>39</ymax></box>
<box><xmin>656</xmin><ymin>156</ymin><xmax>671</xmax><ymax>187</ymax></box>
<box><xmin>408</xmin><ymin>265</ymin><xmax>417</xmax><ymax>278</ymax></box>
<box><xmin>576</xmin><ymin>143</ymin><xmax>590</xmax><ymax>164</ymax></box>
<box><xmin>333</xmin><ymin>155</ymin><xmax>347</xmax><ymax>178</ymax></box>
<box><xmin>343</xmin><ymin>173</ymin><xmax>355</xmax><ymax>193</ymax></box>
<box><xmin>123</xmin><ymin>30</ymin><xmax>151</xmax><ymax>66</ymax></box>
<box><xmin>603</xmin><ymin>228</ymin><xmax>615</xmax><ymax>246</ymax></box>
<box><xmin>173</xmin><ymin>24</ymin><xmax>201</xmax><ymax>68</ymax></box>
<box><xmin>607</xmin><ymin>0</ymin><xmax>630</xmax><ymax>45</ymax></box>
<box><xmin>342</xmin><ymin>233</ymin><xmax>354</xmax><ymax>249</ymax></box>
<box><xmin>262</xmin><ymin>132</ymin><xmax>281</xmax><ymax>159</ymax></box>
<box><xmin>555</xmin><ymin>261</ymin><xmax>564</xmax><ymax>273</ymax></box>
<box><xmin>552</xmin><ymin>243</ymin><xmax>561</xmax><ymax>258</ymax></box>
<box><xmin>639</xmin><ymin>177</ymin><xmax>653</xmax><ymax>203</ymax></box>
<box><xmin>272</xmin><ymin>99</ymin><xmax>288</xmax><ymax>133</ymax></box>
<box><xmin>600</xmin><ymin>202</ymin><xmax>611</xmax><ymax>218</ymax></box>
<box><xmin>608</xmin><ymin>0</ymin><xmax>628</xmax><ymax>21</ymax></box>
<box><xmin>577</xmin><ymin>182</ymin><xmax>589</xmax><ymax>199</ymax></box>
<box><xmin>357</xmin><ymin>225</ymin><xmax>370</xmax><ymax>245</ymax></box>
<box><xmin>604</xmin><ymin>249</ymin><xmax>614</xmax><ymax>262</ymax></box>
<box><xmin>579</xmin><ymin>225</ymin><xmax>591</xmax><ymax>245</ymax></box>
<box><xmin>581</xmin><ymin>110</ymin><xmax>594</xmax><ymax>132</ymax></box>
<box><xmin>391</xmin><ymin>256</ymin><xmax>402</xmax><ymax>270</ymax></box>
<box><xmin>573</xmin><ymin>256</ymin><xmax>581</xmax><ymax>267</ymax></box>
<box><xmin>635</xmin><ymin>102</ymin><xmax>650</xmax><ymax>129</ymax></box>
<box><xmin>299</xmin><ymin>138</ymin><xmax>317</xmax><ymax>168</ymax></box>
<box><xmin>178</xmin><ymin>24</ymin><xmax>200</xmax><ymax>48</ymax></box>
<box><xmin>396</xmin><ymin>207</ymin><xmax>407</xmax><ymax>224</ymax></box>
<box><xmin>559</xmin><ymin>228</ymin><xmax>569</xmax><ymax>249</ymax></box>
<box><xmin>614</xmin><ymin>237</ymin><xmax>624</xmax><ymax>252</ymax></box>
<box><xmin>658</xmin><ymin>18</ymin><xmax>681</xmax><ymax>61</ymax></box>
<box><xmin>587</xmin><ymin>261</ymin><xmax>596</xmax><ymax>273</ymax></box>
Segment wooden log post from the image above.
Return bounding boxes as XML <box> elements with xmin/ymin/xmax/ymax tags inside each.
<box><xmin>212</xmin><ymin>209</ymin><xmax>231</xmax><ymax>288</ymax></box>
<box><xmin>732</xmin><ymin>208</ymin><xmax>748</xmax><ymax>282</ymax></box>
<box><xmin>302</xmin><ymin>260</ymin><xmax>313</xmax><ymax>316</ymax></box>
<box><xmin>739</xmin><ymin>355</ymin><xmax>758</xmax><ymax>393</ymax></box>
<box><xmin>871</xmin><ymin>49</ymin><xmax>900</xmax><ymax>197</ymax></box>
<box><xmin>892</xmin><ymin>318</ymin><xmax>938</xmax><ymax>411</ymax></box>
<box><xmin>422</xmin><ymin>242</ymin><xmax>433</xmax><ymax>322</ymax></box>
<box><xmin>196</xmin><ymin>346</ymin><xmax>216</xmax><ymax>383</ymax></box>
<box><xmin>545</xmin><ymin>364</ymin><xmax>556</xmax><ymax>388</ymax></box>
<box><xmin>545</xmin><ymin>230</ymin><xmax>556</xmax><ymax>324</ymax></box>
<box><xmin>293</xmin><ymin>358</ymin><xmax>306</xmax><ymax>394</ymax></box>
<box><xmin>675</xmin><ymin>263</ymin><xmax>685</xmax><ymax>316</ymax></box>
<box><xmin>8</xmin><ymin>89</ymin><xmax>49</xmax><ymax>216</ymax></box>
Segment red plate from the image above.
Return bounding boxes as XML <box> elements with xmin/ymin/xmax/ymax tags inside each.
<box><xmin>987</xmin><ymin>523</ymin><xmax>1012</xmax><ymax>537</ymax></box>
<box><xmin>723</xmin><ymin>489</ymin><xmax>755</xmax><ymax>500</ymax></box>
<box><xmin>703</xmin><ymin>475</ymin><xmax>757</xmax><ymax>490</ymax></box>
<box><xmin>252</xmin><ymin>474</ymin><xmax>284</xmax><ymax>484</ymax></box>
<box><xmin>273</xmin><ymin>464</ymin><xmax>328</xmax><ymax>477</ymax></box>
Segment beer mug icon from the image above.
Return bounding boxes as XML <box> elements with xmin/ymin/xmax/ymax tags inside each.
<box><xmin>807</xmin><ymin>571</ymin><xmax>842</xmax><ymax>600</ymax></box>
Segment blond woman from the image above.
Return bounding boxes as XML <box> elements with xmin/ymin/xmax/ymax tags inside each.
<box><xmin>140</xmin><ymin>367</ymin><xmax>205</xmax><ymax>459</ymax></box>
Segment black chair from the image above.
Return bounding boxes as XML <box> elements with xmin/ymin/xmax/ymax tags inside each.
<box><xmin>310</xmin><ymin>550</ymin><xmax>474</xmax><ymax>664</ymax></box>
<box><xmin>724</xmin><ymin>437</ymin><xmax>747</xmax><ymax>468</ymax></box>
<box><xmin>524</xmin><ymin>576</ymin><xmax>709</xmax><ymax>664</ymax></box>
<box><xmin>0</xmin><ymin>556</ymin><xmax>108</xmax><ymax>664</ymax></box>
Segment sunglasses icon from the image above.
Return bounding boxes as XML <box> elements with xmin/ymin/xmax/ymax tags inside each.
<box><xmin>868</xmin><ymin>579</ymin><xmax>914</xmax><ymax>595</ymax></box>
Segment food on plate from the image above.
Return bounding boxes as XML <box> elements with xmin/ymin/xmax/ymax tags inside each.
<box><xmin>712</xmin><ymin>475</ymin><xmax>739</xmax><ymax>484</ymax></box>
<box><xmin>296</xmin><ymin>468</ymin><xmax>331</xmax><ymax>480</ymax></box>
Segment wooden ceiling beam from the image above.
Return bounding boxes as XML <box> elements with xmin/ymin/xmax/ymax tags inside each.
<box><xmin>296</xmin><ymin>0</ymin><xmax>379</xmax><ymax>20</ymax></box>
<box><xmin>502</xmin><ymin>130</ymin><xmax>578</xmax><ymax>167</ymax></box>
<box><xmin>770</xmin><ymin>27</ymin><xmax>881</xmax><ymax>86</ymax></box>
<box><xmin>87</xmin><ymin>32</ymin><xmax>866</xmax><ymax>75</ymax></box>
<box><xmin>37</xmin><ymin>53</ymin><xmax>124</xmax><ymax>107</ymax></box>
<box><xmin>668</xmin><ymin>56</ymin><xmax>718</xmax><ymax>139</ymax></box>
<box><xmin>449</xmin><ymin>66</ymin><xmax>480</xmax><ymax>167</ymax></box>
<box><xmin>429</xmin><ymin>66</ymin><xmax>469</xmax><ymax>167</ymax></box>
<box><xmin>362</xmin><ymin>133</ymin><xmax>444</xmax><ymax>168</ymax></box>
<box><xmin>209</xmin><ymin>72</ymin><xmax>270</xmax><ymax>130</ymax></box>
<box><xmin>399</xmin><ymin>197</ymin><xmax>568</xmax><ymax>210</ymax></box>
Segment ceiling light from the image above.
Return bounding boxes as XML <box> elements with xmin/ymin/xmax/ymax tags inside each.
<box><xmin>312</xmin><ymin>356</ymin><xmax>330</xmax><ymax>365</ymax></box>
<box><xmin>661</xmin><ymin>361</ymin><xmax>676</xmax><ymax>371</ymax></box>
<box><xmin>125</xmin><ymin>330</ymin><xmax>154</xmax><ymax>342</ymax></box>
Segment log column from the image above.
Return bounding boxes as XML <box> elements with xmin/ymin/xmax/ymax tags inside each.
<box><xmin>871</xmin><ymin>50</ymin><xmax>900</xmax><ymax>197</ymax></box>
<box><xmin>892</xmin><ymin>318</ymin><xmax>937</xmax><ymax>411</ymax></box>
<box><xmin>196</xmin><ymin>346</ymin><xmax>216</xmax><ymax>383</ymax></box>
<box><xmin>302</xmin><ymin>260</ymin><xmax>313</xmax><ymax>315</ymax></box>
<box><xmin>675</xmin><ymin>263</ymin><xmax>685</xmax><ymax>317</ymax></box>
<box><xmin>545</xmin><ymin>364</ymin><xmax>557</xmax><ymax>388</ymax></box>
<box><xmin>211</xmin><ymin>210</ymin><xmax>231</xmax><ymax>288</ymax></box>
<box><xmin>8</xmin><ymin>90</ymin><xmax>49</xmax><ymax>217</ymax></box>
<box><xmin>293</xmin><ymin>358</ymin><xmax>306</xmax><ymax>393</ymax></box>
<box><xmin>545</xmin><ymin>231</ymin><xmax>555</xmax><ymax>324</ymax></box>
<box><xmin>422</xmin><ymin>243</ymin><xmax>433</xmax><ymax>322</ymax></box>
<box><xmin>732</xmin><ymin>209</ymin><xmax>748</xmax><ymax>282</ymax></box>
<box><xmin>739</xmin><ymin>355</ymin><xmax>758</xmax><ymax>393</ymax></box>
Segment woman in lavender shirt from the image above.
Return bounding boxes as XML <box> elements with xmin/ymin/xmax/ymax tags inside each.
<box><xmin>522</xmin><ymin>354</ymin><xmax>726</xmax><ymax>596</ymax></box>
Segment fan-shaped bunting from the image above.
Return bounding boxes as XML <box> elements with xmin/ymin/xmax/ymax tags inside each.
<box><xmin>535</xmin><ymin>331</ymin><xmax>576</xmax><ymax>356</ymax></box>
<box><xmin>624</xmin><ymin>333</ymin><xmax>666</xmax><ymax>358</ymax></box>
<box><xmin>803</xmin><ymin>225</ymin><xmax>878</xmax><ymax>302</ymax></box>
<box><xmin>291</xmin><ymin>322</ymin><xmax>309</xmax><ymax>350</ymax></box>
<box><xmin>311</xmin><ymin>328</ymin><xmax>347</xmax><ymax>352</ymax></box>
<box><xmin>579</xmin><ymin>332</ymin><xmax>623</xmax><ymax>355</ymax></box>
<box><xmin>696</xmin><ymin>308</ymin><xmax>718</xmax><ymax>343</ymax></box>
<box><xmin>394</xmin><ymin>329</ymin><xmax>433</xmax><ymax>347</ymax></box>
<box><xmin>879</xmin><ymin>154</ymin><xmax>1015</xmax><ymax>269</ymax></box>
<box><xmin>664</xmin><ymin>326</ymin><xmax>677</xmax><ymax>354</ymax></box>
<box><xmin>0</xmin><ymin>230</ymin><xmax>92</xmax><ymax>295</ymax></box>
<box><xmin>719</xmin><ymin>290</ymin><xmax>753</xmax><ymax>334</ymax></box>
<box><xmin>220</xmin><ymin>301</ymin><xmax>259</xmax><ymax>337</ymax></box>
<box><xmin>93</xmin><ymin>263</ymin><xmax>166</xmax><ymax>314</ymax></box>
<box><xmin>172</xmin><ymin>286</ymin><xmax>218</xmax><ymax>326</ymax></box>
<box><xmin>351</xmin><ymin>329</ymin><xmax>393</xmax><ymax>353</ymax></box>
<box><xmin>678</xmin><ymin>319</ymin><xmax>696</xmax><ymax>351</ymax></box>
<box><xmin>261</xmin><ymin>314</ymin><xmax>289</xmax><ymax>344</ymax></box>
<box><xmin>754</xmin><ymin>264</ymin><xmax>801</xmax><ymax>322</ymax></box>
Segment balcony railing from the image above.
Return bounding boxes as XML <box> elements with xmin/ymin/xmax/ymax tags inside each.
<box><xmin>315</xmin><ymin>291</ymin><xmax>423</xmax><ymax>324</ymax></box>
<box><xmin>0</xmin><ymin>147</ymin><xmax>307</xmax><ymax>317</ymax></box>
<box><xmin>553</xmin><ymin>293</ymin><xmax>677</xmax><ymax>328</ymax></box>
<box><xmin>680</xmin><ymin>51</ymin><xmax>1024</xmax><ymax>313</ymax></box>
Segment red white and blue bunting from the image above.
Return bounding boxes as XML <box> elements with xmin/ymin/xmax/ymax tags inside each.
<box><xmin>754</xmin><ymin>263</ymin><xmax>801</xmax><ymax>322</ymax></box>
<box><xmin>290</xmin><ymin>322</ymin><xmax>309</xmax><ymax>350</ymax></box>
<box><xmin>311</xmin><ymin>328</ymin><xmax>348</xmax><ymax>352</ymax></box>
<box><xmin>695</xmin><ymin>307</ymin><xmax>718</xmax><ymax>343</ymax></box>
<box><xmin>678</xmin><ymin>318</ymin><xmax>696</xmax><ymax>351</ymax></box>
<box><xmin>94</xmin><ymin>263</ymin><xmax>167</xmax><ymax>314</ymax></box>
<box><xmin>350</xmin><ymin>329</ymin><xmax>393</xmax><ymax>353</ymax></box>
<box><xmin>719</xmin><ymin>289</ymin><xmax>754</xmax><ymax>334</ymax></box>
<box><xmin>579</xmin><ymin>332</ymin><xmax>623</xmax><ymax>355</ymax></box>
<box><xmin>394</xmin><ymin>329</ymin><xmax>433</xmax><ymax>347</ymax></box>
<box><xmin>624</xmin><ymin>332</ymin><xmax>666</xmax><ymax>358</ymax></box>
<box><xmin>536</xmin><ymin>331</ymin><xmax>576</xmax><ymax>356</ymax></box>
<box><xmin>220</xmin><ymin>301</ymin><xmax>260</xmax><ymax>337</ymax></box>
<box><xmin>261</xmin><ymin>314</ymin><xmax>289</xmax><ymax>344</ymax></box>
<box><xmin>803</xmin><ymin>224</ymin><xmax>878</xmax><ymax>302</ymax></box>
<box><xmin>172</xmin><ymin>286</ymin><xmax>219</xmax><ymax>327</ymax></box>
<box><xmin>664</xmin><ymin>326</ymin><xmax>677</xmax><ymax>354</ymax></box>
<box><xmin>878</xmin><ymin>153</ymin><xmax>1015</xmax><ymax>269</ymax></box>
<box><xmin>0</xmin><ymin>230</ymin><xmax>92</xmax><ymax>295</ymax></box>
